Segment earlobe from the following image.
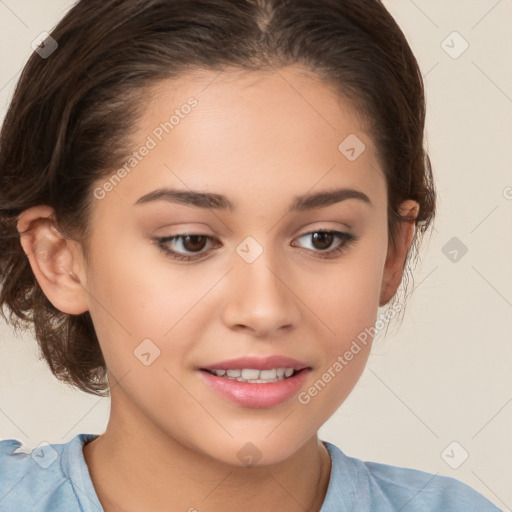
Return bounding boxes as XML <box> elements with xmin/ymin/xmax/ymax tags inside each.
<box><xmin>17</xmin><ymin>205</ymin><xmax>89</xmax><ymax>315</ymax></box>
<box><xmin>379</xmin><ymin>200</ymin><xmax>420</xmax><ymax>307</ymax></box>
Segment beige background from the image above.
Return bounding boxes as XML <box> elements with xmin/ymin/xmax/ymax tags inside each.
<box><xmin>1</xmin><ymin>0</ymin><xmax>511</xmax><ymax>508</ymax></box>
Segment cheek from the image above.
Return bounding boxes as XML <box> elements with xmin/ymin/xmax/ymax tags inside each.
<box><xmin>84</xmin><ymin>237</ymin><xmax>215</xmax><ymax>372</ymax></box>
<box><xmin>297</xmin><ymin>256</ymin><xmax>383</xmax><ymax>423</ymax></box>
<box><xmin>85</xmin><ymin>233</ymin><xmax>180</xmax><ymax>330</ymax></box>
<box><xmin>304</xmin><ymin>244</ymin><xmax>386</xmax><ymax>342</ymax></box>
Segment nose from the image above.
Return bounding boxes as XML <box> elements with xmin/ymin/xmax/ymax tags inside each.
<box><xmin>221</xmin><ymin>248</ymin><xmax>301</xmax><ymax>338</ymax></box>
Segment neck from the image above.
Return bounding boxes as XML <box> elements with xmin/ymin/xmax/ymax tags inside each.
<box><xmin>83</xmin><ymin>393</ymin><xmax>332</xmax><ymax>512</ymax></box>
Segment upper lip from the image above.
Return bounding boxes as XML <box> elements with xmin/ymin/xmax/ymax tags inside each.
<box><xmin>200</xmin><ymin>355</ymin><xmax>310</xmax><ymax>371</ymax></box>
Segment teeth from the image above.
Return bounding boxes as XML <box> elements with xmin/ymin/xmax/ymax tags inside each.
<box><xmin>210</xmin><ymin>367</ymin><xmax>296</xmax><ymax>382</ymax></box>
<box><xmin>260</xmin><ymin>369</ymin><xmax>277</xmax><ymax>379</ymax></box>
<box><xmin>241</xmin><ymin>369</ymin><xmax>260</xmax><ymax>380</ymax></box>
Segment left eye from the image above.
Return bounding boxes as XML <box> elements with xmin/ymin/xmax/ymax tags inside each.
<box><xmin>154</xmin><ymin>230</ymin><xmax>356</xmax><ymax>262</ymax></box>
<box><xmin>293</xmin><ymin>230</ymin><xmax>354</xmax><ymax>252</ymax></box>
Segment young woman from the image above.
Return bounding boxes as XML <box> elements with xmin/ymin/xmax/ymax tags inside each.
<box><xmin>0</xmin><ymin>0</ymin><xmax>501</xmax><ymax>510</ymax></box>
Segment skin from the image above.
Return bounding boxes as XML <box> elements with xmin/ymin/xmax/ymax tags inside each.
<box><xmin>17</xmin><ymin>65</ymin><xmax>418</xmax><ymax>511</ymax></box>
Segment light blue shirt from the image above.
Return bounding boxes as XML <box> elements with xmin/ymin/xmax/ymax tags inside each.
<box><xmin>0</xmin><ymin>433</ymin><xmax>501</xmax><ymax>511</ymax></box>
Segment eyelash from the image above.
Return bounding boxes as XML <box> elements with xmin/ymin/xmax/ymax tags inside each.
<box><xmin>154</xmin><ymin>229</ymin><xmax>358</xmax><ymax>262</ymax></box>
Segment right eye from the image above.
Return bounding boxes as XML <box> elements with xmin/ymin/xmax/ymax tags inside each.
<box><xmin>154</xmin><ymin>234</ymin><xmax>221</xmax><ymax>261</ymax></box>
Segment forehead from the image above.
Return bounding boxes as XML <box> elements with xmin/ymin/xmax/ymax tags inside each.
<box><xmin>95</xmin><ymin>65</ymin><xmax>385</xmax><ymax>214</ymax></box>
<box><xmin>138</xmin><ymin>64</ymin><xmax>374</xmax><ymax>153</ymax></box>
<box><xmin>146</xmin><ymin>64</ymin><xmax>368</xmax><ymax>137</ymax></box>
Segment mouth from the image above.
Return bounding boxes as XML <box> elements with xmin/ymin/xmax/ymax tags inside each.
<box><xmin>198</xmin><ymin>356</ymin><xmax>312</xmax><ymax>408</ymax></box>
<box><xmin>201</xmin><ymin>367</ymin><xmax>303</xmax><ymax>383</ymax></box>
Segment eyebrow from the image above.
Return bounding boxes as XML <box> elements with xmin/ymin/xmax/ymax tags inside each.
<box><xmin>134</xmin><ymin>187</ymin><xmax>372</xmax><ymax>211</ymax></box>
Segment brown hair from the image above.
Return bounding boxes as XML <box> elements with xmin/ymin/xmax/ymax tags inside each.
<box><xmin>0</xmin><ymin>0</ymin><xmax>435</xmax><ymax>396</ymax></box>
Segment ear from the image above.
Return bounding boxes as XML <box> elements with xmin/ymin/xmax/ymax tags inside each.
<box><xmin>379</xmin><ymin>200</ymin><xmax>420</xmax><ymax>307</ymax></box>
<box><xmin>17</xmin><ymin>205</ymin><xmax>89</xmax><ymax>315</ymax></box>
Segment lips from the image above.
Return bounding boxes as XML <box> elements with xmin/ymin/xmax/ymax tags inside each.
<box><xmin>200</xmin><ymin>355</ymin><xmax>310</xmax><ymax>372</ymax></box>
<box><xmin>205</xmin><ymin>367</ymin><xmax>296</xmax><ymax>382</ymax></box>
<box><xmin>198</xmin><ymin>355</ymin><xmax>312</xmax><ymax>408</ymax></box>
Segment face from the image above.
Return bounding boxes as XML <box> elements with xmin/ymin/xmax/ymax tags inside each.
<box><xmin>25</xmin><ymin>65</ymin><xmax>415</xmax><ymax>466</ymax></box>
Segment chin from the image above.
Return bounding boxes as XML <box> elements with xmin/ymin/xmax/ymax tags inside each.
<box><xmin>197</xmin><ymin>432</ymin><xmax>314</xmax><ymax>469</ymax></box>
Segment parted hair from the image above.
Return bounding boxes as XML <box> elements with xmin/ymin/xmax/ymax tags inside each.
<box><xmin>0</xmin><ymin>0</ymin><xmax>435</xmax><ymax>396</ymax></box>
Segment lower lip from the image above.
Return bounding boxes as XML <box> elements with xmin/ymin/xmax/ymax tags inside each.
<box><xmin>199</xmin><ymin>369</ymin><xmax>310</xmax><ymax>408</ymax></box>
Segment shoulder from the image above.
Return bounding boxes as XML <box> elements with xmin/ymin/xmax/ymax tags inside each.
<box><xmin>321</xmin><ymin>441</ymin><xmax>502</xmax><ymax>512</ymax></box>
<box><xmin>362</xmin><ymin>460</ymin><xmax>501</xmax><ymax>511</ymax></box>
<box><xmin>0</xmin><ymin>433</ymin><xmax>100</xmax><ymax>512</ymax></box>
